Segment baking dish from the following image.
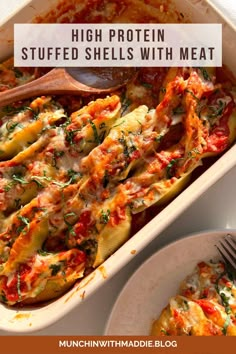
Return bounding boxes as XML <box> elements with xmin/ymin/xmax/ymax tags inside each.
<box><xmin>0</xmin><ymin>0</ymin><xmax>236</xmax><ymax>333</ymax></box>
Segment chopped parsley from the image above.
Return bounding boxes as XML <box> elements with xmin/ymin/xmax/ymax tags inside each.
<box><xmin>166</xmin><ymin>158</ymin><xmax>180</xmax><ymax>179</ymax></box>
<box><xmin>118</xmin><ymin>132</ymin><xmax>129</xmax><ymax>158</ymax></box>
<box><xmin>49</xmin><ymin>263</ymin><xmax>62</xmax><ymax>276</ymax></box>
<box><xmin>208</xmin><ymin>100</ymin><xmax>225</xmax><ymax>118</ymax></box>
<box><xmin>219</xmin><ymin>292</ymin><xmax>231</xmax><ymax>315</ymax></box>
<box><xmin>155</xmin><ymin>133</ymin><xmax>164</xmax><ymax>143</ymax></box>
<box><xmin>12</xmin><ymin>174</ymin><xmax>28</xmax><ymax>185</ymax></box>
<box><xmin>121</xmin><ymin>95</ymin><xmax>131</xmax><ymax>115</ymax></box>
<box><xmin>215</xmin><ymin>272</ymin><xmax>232</xmax><ymax>335</ymax></box>
<box><xmin>64</xmin><ymin>212</ymin><xmax>77</xmax><ymax>236</ymax></box>
<box><xmin>185</xmin><ymin>89</ymin><xmax>200</xmax><ymax>102</ymax></box>
<box><xmin>17</xmin><ymin>215</ymin><xmax>30</xmax><ymax>233</ymax></box>
<box><xmin>89</xmin><ymin>120</ymin><xmax>100</xmax><ymax>144</ymax></box>
<box><xmin>222</xmin><ymin>315</ymin><xmax>231</xmax><ymax>335</ymax></box>
<box><xmin>183</xmin><ymin>300</ymin><xmax>189</xmax><ymax>311</ymax></box>
<box><xmin>197</xmin><ymin>67</ymin><xmax>211</xmax><ymax>81</ymax></box>
<box><xmin>100</xmin><ymin>209</ymin><xmax>110</xmax><ymax>224</ymax></box>
<box><xmin>2</xmin><ymin>105</ymin><xmax>38</xmax><ymax>119</ymax></box>
<box><xmin>0</xmin><ymin>293</ymin><xmax>7</xmax><ymax>303</ymax></box>
<box><xmin>4</xmin><ymin>182</ymin><xmax>14</xmax><ymax>192</ymax></box>
<box><xmin>37</xmin><ymin>249</ymin><xmax>51</xmax><ymax>256</ymax></box>
<box><xmin>112</xmin><ymin>120</ymin><xmax>125</xmax><ymax>128</ymax></box>
<box><xmin>65</xmin><ymin>128</ymin><xmax>80</xmax><ymax>145</ymax></box>
<box><xmin>52</xmin><ymin>150</ymin><xmax>65</xmax><ymax>168</ymax></box>
<box><xmin>67</xmin><ymin>169</ymin><xmax>82</xmax><ymax>184</ymax></box>
<box><xmin>53</xmin><ymin>173</ymin><xmax>79</xmax><ymax>188</ymax></box>
<box><xmin>64</xmin><ymin>212</ymin><xmax>77</xmax><ymax>222</ymax></box>
<box><xmin>187</xmin><ymin>148</ymin><xmax>200</xmax><ymax>158</ymax></box>
<box><xmin>6</xmin><ymin>121</ymin><xmax>22</xmax><ymax>134</ymax></box>
<box><xmin>4</xmin><ymin>173</ymin><xmax>28</xmax><ymax>192</ymax></box>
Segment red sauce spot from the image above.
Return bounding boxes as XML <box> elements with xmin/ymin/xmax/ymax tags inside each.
<box><xmin>110</xmin><ymin>207</ymin><xmax>126</xmax><ymax>226</ymax></box>
<box><xmin>73</xmin><ymin>210</ymin><xmax>93</xmax><ymax>241</ymax></box>
<box><xmin>195</xmin><ymin>299</ymin><xmax>217</xmax><ymax>315</ymax></box>
<box><xmin>205</xmin><ymin>101</ymin><xmax>235</xmax><ymax>153</ymax></box>
<box><xmin>66</xmin><ymin>250</ymin><xmax>86</xmax><ymax>268</ymax></box>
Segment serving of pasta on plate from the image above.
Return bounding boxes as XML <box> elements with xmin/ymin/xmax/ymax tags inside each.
<box><xmin>151</xmin><ymin>260</ymin><xmax>236</xmax><ymax>336</ymax></box>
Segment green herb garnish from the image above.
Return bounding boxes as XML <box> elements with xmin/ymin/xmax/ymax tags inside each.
<box><xmin>222</xmin><ymin>315</ymin><xmax>231</xmax><ymax>335</ymax></box>
<box><xmin>166</xmin><ymin>158</ymin><xmax>179</xmax><ymax>179</ymax></box>
<box><xmin>52</xmin><ymin>150</ymin><xmax>65</xmax><ymax>168</ymax></box>
<box><xmin>12</xmin><ymin>174</ymin><xmax>28</xmax><ymax>185</ymax></box>
<box><xmin>89</xmin><ymin>120</ymin><xmax>100</xmax><ymax>144</ymax></box>
<box><xmin>121</xmin><ymin>96</ymin><xmax>131</xmax><ymax>115</ymax></box>
<box><xmin>208</xmin><ymin>100</ymin><xmax>225</xmax><ymax>118</ymax></box>
<box><xmin>31</xmin><ymin>175</ymin><xmax>52</xmax><ymax>188</ymax></box>
<box><xmin>67</xmin><ymin>169</ymin><xmax>81</xmax><ymax>184</ymax></box>
<box><xmin>118</xmin><ymin>132</ymin><xmax>129</xmax><ymax>158</ymax></box>
<box><xmin>64</xmin><ymin>212</ymin><xmax>77</xmax><ymax>236</ymax></box>
<box><xmin>197</xmin><ymin>67</ymin><xmax>211</xmax><ymax>81</ymax></box>
<box><xmin>0</xmin><ymin>293</ymin><xmax>7</xmax><ymax>303</ymax></box>
<box><xmin>37</xmin><ymin>249</ymin><xmax>51</xmax><ymax>256</ymax></box>
<box><xmin>49</xmin><ymin>263</ymin><xmax>61</xmax><ymax>276</ymax></box>
<box><xmin>112</xmin><ymin>120</ymin><xmax>125</xmax><ymax>128</ymax></box>
<box><xmin>100</xmin><ymin>209</ymin><xmax>110</xmax><ymax>224</ymax></box>
<box><xmin>17</xmin><ymin>215</ymin><xmax>30</xmax><ymax>232</ymax></box>
<box><xmin>183</xmin><ymin>300</ymin><xmax>189</xmax><ymax>311</ymax></box>
<box><xmin>6</xmin><ymin>121</ymin><xmax>21</xmax><ymax>133</ymax></box>
<box><xmin>185</xmin><ymin>89</ymin><xmax>200</xmax><ymax>102</ymax></box>
<box><xmin>65</xmin><ymin>129</ymin><xmax>80</xmax><ymax>145</ymax></box>
<box><xmin>155</xmin><ymin>133</ymin><xmax>164</xmax><ymax>143</ymax></box>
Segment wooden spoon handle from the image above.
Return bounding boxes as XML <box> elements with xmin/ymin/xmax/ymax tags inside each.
<box><xmin>0</xmin><ymin>68</ymin><xmax>107</xmax><ymax>108</ymax></box>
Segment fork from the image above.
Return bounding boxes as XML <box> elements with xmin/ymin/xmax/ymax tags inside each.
<box><xmin>216</xmin><ymin>234</ymin><xmax>236</xmax><ymax>279</ymax></box>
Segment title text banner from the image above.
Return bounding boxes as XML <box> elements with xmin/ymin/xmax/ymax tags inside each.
<box><xmin>14</xmin><ymin>24</ymin><xmax>222</xmax><ymax>67</ymax></box>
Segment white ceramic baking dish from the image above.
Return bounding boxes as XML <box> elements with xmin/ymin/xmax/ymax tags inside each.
<box><xmin>0</xmin><ymin>0</ymin><xmax>236</xmax><ymax>333</ymax></box>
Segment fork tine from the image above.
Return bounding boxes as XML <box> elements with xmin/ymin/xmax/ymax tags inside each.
<box><xmin>216</xmin><ymin>245</ymin><xmax>236</xmax><ymax>269</ymax></box>
<box><xmin>221</xmin><ymin>235</ymin><xmax>236</xmax><ymax>260</ymax></box>
<box><xmin>216</xmin><ymin>234</ymin><xmax>236</xmax><ymax>270</ymax></box>
<box><xmin>224</xmin><ymin>234</ymin><xmax>236</xmax><ymax>251</ymax></box>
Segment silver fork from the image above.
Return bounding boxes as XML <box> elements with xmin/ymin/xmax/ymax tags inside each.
<box><xmin>216</xmin><ymin>234</ymin><xmax>236</xmax><ymax>278</ymax></box>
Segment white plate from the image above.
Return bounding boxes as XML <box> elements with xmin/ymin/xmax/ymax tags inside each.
<box><xmin>104</xmin><ymin>229</ymin><xmax>236</xmax><ymax>335</ymax></box>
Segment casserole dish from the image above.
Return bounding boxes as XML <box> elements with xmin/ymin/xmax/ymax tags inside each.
<box><xmin>0</xmin><ymin>0</ymin><xmax>236</xmax><ymax>332</ymax></box>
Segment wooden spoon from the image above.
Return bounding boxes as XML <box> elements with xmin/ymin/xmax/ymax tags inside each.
<box><xmin>0</xmin><ymin>67</ymin><xmax>137</xmax><ymax>107</ymax></box>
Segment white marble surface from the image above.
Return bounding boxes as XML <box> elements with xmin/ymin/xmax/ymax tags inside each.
<box><xmin>0</xmin><ymin>0</ymin><xmax>236</xmax><ymax>336</ymax></box>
